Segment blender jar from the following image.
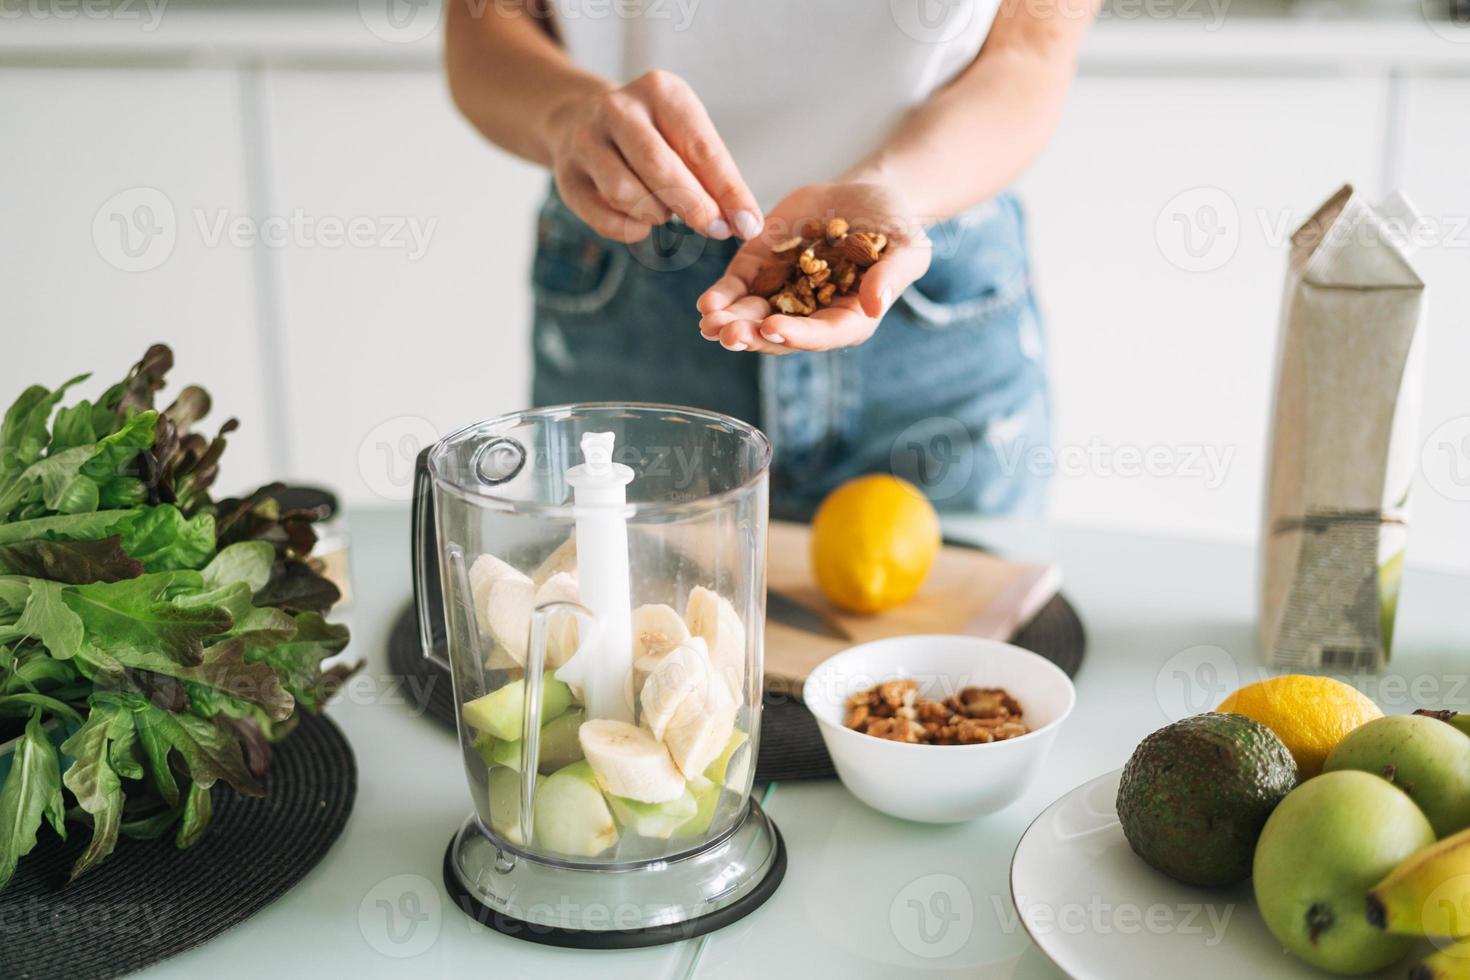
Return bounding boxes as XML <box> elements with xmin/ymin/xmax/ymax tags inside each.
<box><xmin>413</xmin><ymin>404</ymin><xmax>785</xmax><ymax>944</ymax></box>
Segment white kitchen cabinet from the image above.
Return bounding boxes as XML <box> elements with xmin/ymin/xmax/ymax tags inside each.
<box><xmin>263</xmin><ymin>68</ymin><xmax>545</xmax><ymax>507</ymax></box>
<box><xmin>0</xmin><ymin>67</ymin><xmax>274</xmax><ymax>495</ymax></box>
<box><xmin>1398</xmin><ymin>76</ymin><xmax>1470</xmax><ymax>575</ymax></box>
<box><xmin>1017</xmin><ymin>74</ymin><xmax>1388</xmax><ymax>550</ymax></box>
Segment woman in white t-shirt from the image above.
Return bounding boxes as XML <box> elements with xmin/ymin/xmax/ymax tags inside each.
<box><xmin>446</xmin><ymin>0</ymin><xmax>1095</xmax><ymax>517</ymax></box>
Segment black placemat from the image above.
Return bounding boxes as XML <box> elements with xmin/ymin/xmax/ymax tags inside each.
<box><xmin>0</xmin><ymin>711</ymin><xmax>357</xmax><ymax>980</ymax></box>
<box><xmin>388</xmin><ymin>588</ymin><xmax>1085</xmax><ymax>783</ymax></box>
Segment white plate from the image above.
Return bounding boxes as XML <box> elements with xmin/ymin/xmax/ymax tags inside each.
<box><xmin>1009</xmin><ymin>769</ymin><xmax>1403</xmax><ymax>980</ymax></box>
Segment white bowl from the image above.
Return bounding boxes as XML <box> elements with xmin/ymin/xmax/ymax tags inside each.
<box><xmin>802</xmin><ymin>635</ymin><xmax>1076</xmax><ymax>823</ymax></box>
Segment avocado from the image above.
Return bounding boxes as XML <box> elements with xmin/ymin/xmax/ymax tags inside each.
<box><xmin>1117</xmin><ymin>712</ymin><xmax>1298</xmax><ymax>887</ymax></box>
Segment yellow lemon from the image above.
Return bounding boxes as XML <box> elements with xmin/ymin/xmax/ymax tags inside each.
<box><xmin>1216</xmin><ymin>675</ymin><xmax>1382</xmax><ymax>777</ymax></box>
<box><xmin>811</xmin><ymin>475</ymin><xmax>941</xmax><ymax>614</ymax></box>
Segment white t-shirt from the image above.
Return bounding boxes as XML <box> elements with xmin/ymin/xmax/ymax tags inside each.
<box><xmin>552</xmin><ymin>0</ymin><xmax>998</xmax><ymax>209</ymax></box>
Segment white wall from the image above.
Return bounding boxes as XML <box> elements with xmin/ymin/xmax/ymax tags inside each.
<box><xmin>4</xmin><ymin>9</ymin><xmax>1470</xmax><ymax>573</ymax></box>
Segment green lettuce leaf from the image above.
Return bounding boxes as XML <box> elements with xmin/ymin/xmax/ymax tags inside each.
<box><xmin>118</xmin><ymin>505</ymin><xmax>215</xmax><ymax>572</ymax></box>
<box><xmin>0</xmin><ymin>710</ymin><xmax>66</xmax><ymax>890</ymax></box>
<box><xmin>13</xmin><ymin>579</ymin><xmax>84</xmax><ymax>659</ymax></box>
<box><xmin>60</xmin><ymin>703</ymin><xmax>130</xmax><ymax>880</ymax></box>
<box><xmin>63</xmin><ymin>572</ymin><xmax>229</xmax><ymax>668</ymax></box>
<box><xmin>246</xmin><ymin>612</ymin><xmax>349</xmax><ymax>713</ymax></box>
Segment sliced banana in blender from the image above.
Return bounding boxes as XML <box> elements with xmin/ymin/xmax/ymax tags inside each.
<box><xmin>469</xmin><ymin>553</ymin><xmax>529</xmax><ymax>641</ymax></box>
<box><xmin>530</xmin><ymin>535</ymin><xmax>577</xmax><ymax>586</ymax></box>
<box><xmin>639</xmin><ymin>636</ymin><xmax>714</xmax><ymax>740</ymax></box>
<box><xmin>579</xmin><ymin>718</ymin><xmax>687</xmax><ymax>804</ymax></box>
<box><xmin>534</xmin><ymin>571</ymin><xmax>582</xmax><ymax>668</ymax></box>
<box><xmin>663</xmin><ymin>667</ymin><xmax>738</xmax><ymax>780</ymax></box>
<box><xmin>684</xmin><ymin>586</ymin><xmax>747</xmax><ymax>697</ymax></box>
<box><xmin>632</xmin><ymin>603</ymin><xmax>690</xmax><ymax>659</ymax></box>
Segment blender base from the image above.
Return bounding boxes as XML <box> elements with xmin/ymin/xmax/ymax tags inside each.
<box><xmin>442</xmin><ymin>798</ymin><xmax>787</xmax><ymax>949</ymax></box>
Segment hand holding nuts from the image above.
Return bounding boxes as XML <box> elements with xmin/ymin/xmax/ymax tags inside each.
<box><xmin>751</xmin><ymin>217</ymin><xmax>889</xmax><ymax>317</ymax></box>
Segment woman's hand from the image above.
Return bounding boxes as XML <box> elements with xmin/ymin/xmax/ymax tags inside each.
<box><xmin>696</xmin><ymin>180</ymin><xmax>931</xmax><ymax>353</ymax></box>
<box><xmin>540</xmin><ymin>69</ymin><xmax>763</xmax><ymax>244</ymax></box>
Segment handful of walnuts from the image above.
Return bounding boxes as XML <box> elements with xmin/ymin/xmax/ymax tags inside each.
<box><xmin>749</xmin><ymin>217</ymin><xmax>889</xmax><ymax>317</ymax></box>
<box><xmin>844</xmin><ymin>679</ymin><xmax>1031</xmax><ymax>745</ymax></box>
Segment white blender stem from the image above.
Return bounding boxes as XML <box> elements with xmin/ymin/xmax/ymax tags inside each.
<box><xmin>557</xmin><ymin>432</ymin><xmax>635</xmax><ymax>724</ymax></box>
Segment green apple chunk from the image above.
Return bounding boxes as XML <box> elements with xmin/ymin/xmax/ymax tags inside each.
<box><xmin>704</xmin><ymin>728</ymin><xmax>749</xmax><ymax>786</ymax></box>
<box><xmin>534</xmin><ymin>760</ymin><xmax>618</xmax><ymax>858</ymax></box>
<box><xmin>476</xmin><ymin>709</ymin><xmax>586</xmax><ymax>773</ymax></box>
<box><xmin>1254</xmin><ymin>771</ymin><xmax>1433</xmax><ymax>974</ymax></box>
<box><xmin>1325</xmin><ymin>713</ymin><xmax>1470</xmax><ymax>838</ymax></box>
<box><xmin>608</xmin><ymin>786</ymin><xmax>698</xmax><ymax>839</ymax></box>
<box><xmin>487</xmin><ymin>765</ymin><xmax>543</xmax><ymax>846</ymax></box>
<box><xmin>462</xmin><ymin>673</ymin><xmax>573</xmax><ymax>741</ymax></box>
<box><xmin>674</xmin><ymin>776</ymin><xmax>722</xmax><ymax>839</ymax></box>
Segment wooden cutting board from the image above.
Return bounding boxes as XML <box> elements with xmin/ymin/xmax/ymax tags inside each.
<box><xmin>763</xmin><ymin>521</ymin><xmax>1061</xmax><ymax>698</ymax></box>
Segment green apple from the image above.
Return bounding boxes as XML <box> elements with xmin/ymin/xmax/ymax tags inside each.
<box><xmin>608</xmin><ymin>786</ymin><xmax>698</xmax><ymax>839</ymax></box>
<box><xmin>462</xmin><ymin>673</ymin><xmax>572</xmax><ymax>741</ymax></box>
<box><xmin>1254</xmin><ymin>770</ymin><xmax>1434</xmax><ymax>974</ymax></box>
<box><xmin>475</xmin><ymin>709</ymin><xmax>585</xmax><ymax>773</ymax></box>
<box><xmin>704</xmin><ymin>728</ymin><xmax>749</xmax><ymax>786</ymax></box>
<box><xmin>1325</xmin><ymin>714</ymin><xmax>1470</xmax><ymax>838</ymax></box>
<box><xmin>673</xmin><ymin>776</ymin><xmax>722</xmax><ymax>839</ymax></box>
<box><xmin>487</xmin><ymin>765</ymin><xmax>542</xmax><ymax>846</ymax></box>
<box><xmin>533</xmin><ymin>760</ymin><xmax>618</xmax><ymax>858</ymax></box>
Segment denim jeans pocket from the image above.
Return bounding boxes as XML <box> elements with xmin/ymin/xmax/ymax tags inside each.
<box><xmin>899</xmin><ymin>194</ymin><xmax>1031</xmax><ymax>330</ymax></box>
<box><xmin>532</xmin><ymin>194</ymin><xmax>628</xmax><ymax>316</ymax></box>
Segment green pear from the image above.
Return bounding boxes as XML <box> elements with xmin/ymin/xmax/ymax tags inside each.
<box><xmin>1325</xmin><ymin>714</ymin><xmax>1470</xmax><ymax>837</ymax></box>
<box><xmin>704</xmin><ymin>728</ymin><xmax>750</xmax><ymax>786</ymax></box>
<box><xmin>462</xmin><ymin>673</ymin><xmax>572</xmax><ymax>741</ymax></box>
<box><xmin>1254</xmin><ymin>771</ymin><xmax>1434</xmax><ymax>974</ymax></box>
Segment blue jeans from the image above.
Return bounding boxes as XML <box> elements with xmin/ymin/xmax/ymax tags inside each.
<box><xmin>530</xmin><ymin>189</ymin><xmax>1051</xmax><ymax>520</ymax></box>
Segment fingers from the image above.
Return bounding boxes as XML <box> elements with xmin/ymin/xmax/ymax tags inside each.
<box><xmin>580</xmin><ymin>139</ymin><xmax>671</xmax><ymax>227</ymax></box>
<box><xmin>604</xmin><ymin>92</ymin><xmax>728</xmax><ymax>240</ymax></box>
<box><xmin>757</xmin><ymin>306</ymin><xmax>882</xmax><ymax>352</ymax></box>
<box><xmin>857</xmin><ymin>239</ymin><xmax>931</xmax><ymax>317</ymax></box>
<box><xmin>556</xmin><ymin>170</ymin><xmax>652</xmax><ymax>243</ymax></box>
<box><xmin>638</xmin><ymin>71</ymin><xmax>764</xmax><ymax>239</ymax></box>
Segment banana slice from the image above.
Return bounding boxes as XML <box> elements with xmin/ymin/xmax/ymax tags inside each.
<box><xmin>469</xmin><ymin>554</ymin><xmax>529</xmax><ymax>641</ymax></box>
<box><xmin>485</xmin><ymin>575</ymin><xmax>535</xmax><ymax>665</ymax></box>
<box><xmin>531</xmin><ymin>536</ymin><xmax>577</xmax><ymax>586</ymax></box>
<box><xmin>639</xmin><ymin>637</ymin><xmax>715</xmax><ymax>740</ymax></box>
<box><xmin>579</xmin><ymin>718</ymin><xmax>687</xmax><ymax>804</ymax></box>
<box><xmin>684</xmin><ymin>586</ymin><xmax>747</xmax><ymax>699</ymax></box>
<box><xmin>632</xmin><ymin>603</ymin><xmax>689</xmax><ymax>660</ymax></box>
<box><xmin>663</xmin><ymin>666</ymin><xmax>738</xmax><ymax>780</ymax></box>
<box><xmin>534</xmin><ymin>572</ymin><xmax>581</xmax><ymax>668</ymax></box>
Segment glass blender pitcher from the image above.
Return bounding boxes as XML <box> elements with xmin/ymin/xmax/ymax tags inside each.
<box><xmin>413</xmin><ymin>404</ymin><xmax>785</xmax><ymax>946</ymax></box>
